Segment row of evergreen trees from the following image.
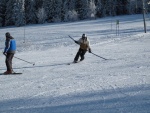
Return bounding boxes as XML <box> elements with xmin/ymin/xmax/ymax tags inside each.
<box><xmin>0</xmin><ymin>0</ymin><xmax>150</xmax><ymax>27</ymax></box>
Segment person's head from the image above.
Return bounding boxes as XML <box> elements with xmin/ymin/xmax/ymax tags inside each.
<box><xmin>82</xmin><ymin>34</ymin><xmax>87</xmax><ymax>40</ymax></box>
<box><xmin>5</xmin><ymin>32</ymin><xmax>11</xmax><ymax>38</ymax></box>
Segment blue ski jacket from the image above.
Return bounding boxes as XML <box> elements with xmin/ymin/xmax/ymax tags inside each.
<box><xmin>4</xmin><ymin>38</ymin><xmax>16</xmax><ymax>53</ymax></box>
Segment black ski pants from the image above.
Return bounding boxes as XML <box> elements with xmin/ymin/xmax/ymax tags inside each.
<box><xmin>74</xmin><ymin>48</ymin><xmax>87</xmax><ymax>62</ymax></box>
<box><xmin>5</xmin><ymin>53</ymin><xmax>14</xmax><ymax>71</ymax></box>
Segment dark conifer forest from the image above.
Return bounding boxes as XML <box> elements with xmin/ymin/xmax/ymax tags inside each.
<box><xmin>0</xmin><ymin>0</ymin><xmax>149</xmax><ymax>27</ymax></box>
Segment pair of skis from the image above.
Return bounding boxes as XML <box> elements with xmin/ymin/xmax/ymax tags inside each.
<box><xmin>0</xmin><ymin>72</ymin><xmax>22</xmax><ymax>75</ymax></box>
<box><xmin>67</xmin><ymin>61</ymin><xmax>82</xmax><ymax>65</ymax></box>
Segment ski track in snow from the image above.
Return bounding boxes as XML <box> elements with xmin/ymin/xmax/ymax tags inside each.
<box><xmin>0</xmin><ymin>14</ymin><xmax>150</xmax><ymax>113</ymax></box>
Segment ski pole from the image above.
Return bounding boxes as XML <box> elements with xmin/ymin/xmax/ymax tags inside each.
<box><xmin>68</xmin><ymin>35</ymin><xmax>76</xmax><ymax>41</ymax></box>
<box><xmin>91</xmin><ymin>52</ymin><xmax>108</xmax><ymax>60</ymax></box>
<box><xmin>14</xmin><ymin>56</ymin><xmax>35</xmax><ymax>66</ymax></box>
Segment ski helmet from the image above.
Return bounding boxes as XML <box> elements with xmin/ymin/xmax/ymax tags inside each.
<box><xmin>5</xmin><ymin>32</ymin><xmax>10</xmax><ymax>37</ymax></box>
<box><xmin>82</xmin><ymin>34</ymin><xmax>86</xmax><ymax>38</ymax></box>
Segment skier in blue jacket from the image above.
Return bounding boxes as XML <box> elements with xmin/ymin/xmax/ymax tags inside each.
<box><xmin>3</xmin><ymin>32</ymin><xmax>16</xmax><ymax>74</ymax></box>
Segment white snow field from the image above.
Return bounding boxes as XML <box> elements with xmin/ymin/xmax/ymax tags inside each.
<box><xmin>0</xmin><ymin>14</ymin><xmax>150</xmax><ymax>113</ymax></box>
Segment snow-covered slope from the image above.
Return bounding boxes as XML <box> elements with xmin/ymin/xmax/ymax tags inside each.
<box><xmin>0</xmin><ymin>14</ymin><xmax>150</xmax><ymax>113</ymax></box>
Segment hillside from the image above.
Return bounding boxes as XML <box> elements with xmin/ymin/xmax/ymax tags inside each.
<box><xmin>0</xmin><ymin>14</ymin><xmax>150</xmax><ymax>113</ymax></box>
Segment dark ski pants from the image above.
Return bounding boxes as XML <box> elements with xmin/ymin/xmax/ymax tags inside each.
<box><xmin>5</xmin><ymin>53</ymin><xmax>14</xmax><ymax>71</ymax></box>
<box><xmin>74</xmin><ymin>48</ymin><xmax>87</xmax><ymax>62</ymax></box>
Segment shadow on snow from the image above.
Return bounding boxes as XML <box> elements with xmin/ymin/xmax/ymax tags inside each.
<box><xmin>0</xmin><ymin>85</ymin><xmax>149</xmax><ymax>113</ymax></box>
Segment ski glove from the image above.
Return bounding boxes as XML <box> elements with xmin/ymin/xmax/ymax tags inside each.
<box><xmin>3</xmin><ymin>52</ymin><xmax>7</xmax><ymax>56</ymax></box>
<box><xmin>74</xmin><ymin>40</ymin><xmax>78</xmax><ymax>44</ymax></box>
<box><xmin>89</xmin><ymin>48</ymin><xmax>92</xmax><ymax>53</ymax></box>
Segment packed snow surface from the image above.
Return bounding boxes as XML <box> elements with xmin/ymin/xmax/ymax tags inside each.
<box><xmin>0</xmin><ymin>14</ymin><xmax>150</xmax><ymax>113</ymax></box>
